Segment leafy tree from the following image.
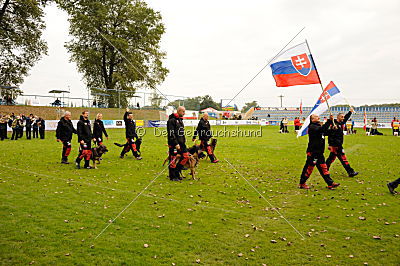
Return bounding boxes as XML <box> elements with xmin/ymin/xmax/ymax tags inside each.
<box><xmin>168</xmin><ymin>95</ymin><xmax>220</xmax><ymax>111</ymax></box>
<box><xmin>199</xmin><ymin>95</ymin><xmax>220</xmax><ymax>110</ymax></box>
<box><xmin>58</xmin><ymin>0</ymin><xmax>168</xmax><ymax>108</ymax></box>
<box><xmin>0</xmin><ymin>0</ymin><xmax>48</xmax><ymax>94</ymax></box>
<box><xmin>241</xmin><ymin>101</ymin><xmax>259</xmax><ymax>112</ymax></box>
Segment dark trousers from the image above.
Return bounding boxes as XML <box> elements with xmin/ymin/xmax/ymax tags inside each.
<box><xmin>389</xmin><ymin>178</ymin><xmax>400</xmax><ymax>188</ymax></box>
<box><xmin>39</xmin><ymin>128</ymin><xmax>45</xmax><ymax>139</ymax></box>
<box><xmin>300</xmin><ymin>152</ymin><xmax>334</xmax><ymax>185</ymax></box>
<box><xmin>393</xmin><ymin>128</ymin><xmax>399</xmax><ymax>135</ymax></box>
<box><xmin>17</xmin><ymin>128</ymin><xmax>23</xmax><ymax>138</ymax></box>
<box><xmin>76</xmin><ymin>142</ymin><xmax>92</xmax><ymax>167</ymax></box>
<box><xmin>0</xmin><ymin>126</ymin><xmax>6</xmax><ymax>140</ymax></box>
<box><xmin>62</xmin><ymin>140</ymin><xmax>72</xmax><ymax>161</ymax></box>
<box><xmin>120</xmin><ymin>138</ymin><xmax>139</xmax><ymax>157</ymax></box>
<box><xmin>33</xmin><ymin>128</ymin><xmax>38</xmax><ymax>138</ymax></box>
<box><xmin>326</xmin><ymin>146</ymin><xmax>354</xmax><ymax>174</ymax></box>
<box><xmin>26</xmin><ymin>127</ymin><xmax>32</xmax><ymax>139</ymax></box>
<box><xmin>11</xmin><ymin>129</ymin><xmax>18</xmax><ymax>140</ymax></box>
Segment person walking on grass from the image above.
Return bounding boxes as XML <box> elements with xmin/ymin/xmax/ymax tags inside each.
<box><xmin>167</xmin><ymin>106</ymin><xmax>190</xmax><ymax>181</ymax></box>
<box><xmin>119</xmin><ymin>108</ymin><xmax>142</xmax><ymax>160</ymax></box>
<box><xmin>75</xmin><ymin>111</ymin><xmax>95</xmax><ymax>169</ymax></box>
<box><xmin>93</xmin><ymin>113</ymin><xmax>108</xmax><ymax>145</ymax></box>
<box><xmin>299</xmin><ymin>114</ymin><xmax>340</xmax><ymax>190</ymax></box>
<box><xmin>56</xmin><ymin>111</ymin><xmax>77</xmax><ymax>164</ymax></box>
<box><xmin>325</xmin><ymin>107</ymin><xmax>359</xmax><ymax>177</ymax></box>
<box><xmin>192</xmin><ymin>113</ymin><xmax>218</xmax><ymax>163</ymax></box>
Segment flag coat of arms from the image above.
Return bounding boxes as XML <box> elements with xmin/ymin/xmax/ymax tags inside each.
<box><xmin>297</xmin><ymin>81</ymin><xmax>345</xmax><ymax>137</ymax></box>
<box><xmin>270</xmin><ymin>42</ymin><xmax>320</xmax><ymax>87</ymax></box>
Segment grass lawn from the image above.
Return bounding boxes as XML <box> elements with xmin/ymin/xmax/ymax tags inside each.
<box><xmin>0</xmin><ymin>126</ymin><xmax>399</xmax><ymax>265</ymax></box>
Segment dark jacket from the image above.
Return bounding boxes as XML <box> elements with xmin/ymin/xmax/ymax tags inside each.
<box><xmin>124</xmin><ymin>112</ymin><xmax>137</xmax><ymax>139</ymax></box>
<box><xmin>167</xmin><ymin>113</ymin><xmax>185</xmax><ymax>146</ymax></box>
<box><xmin>327</xmin><ymin>111</ymin><xmax>351</xmax><ymax>147</ymax></box>
<box><xmin>56</xmin><ymin>117</ymin><xmax>77</xmax><ymax>141</ymax></box>
<box><xmin>93</xmin><ymin>119</ymin><xmax>108</xmax><ymax>139</ymax></box>
<box><xmin>37</xmin><ymin>119</ymin><xmax>45</xmax><ymax>130</ymax></box>
<box><xmin>77</xmin><ymin>116</ymin><xmax>92</xmax><ymax>143</ymax></box>
<box><xmin>193</xmin><ymin>118</ymin><xmax>212</xmax><ymax>141</ymax></box>
<box><xmin>25</xmin><ymin>117</ymin><xmax>33</xmax><ymax>128</ymax></box>
<box><xmin>307</xmin><ymin>119</ymin><xmax>332</xmax><ymax>154</ymax></box>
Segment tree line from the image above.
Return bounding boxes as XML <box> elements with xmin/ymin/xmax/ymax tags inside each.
<box><xmin>0</xmin><ymin>0</ymin><xmax>167</xmax><ymax>108</ymax></box>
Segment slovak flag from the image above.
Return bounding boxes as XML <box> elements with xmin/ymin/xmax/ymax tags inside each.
<box><xmin>270</xmin><ymin>42</ymin><xmax>320</xmax><ymax>87</ymax></box>
<box><xmin>297</xmin><ymin>81</ymin><xmax>345</xmax><ymax>137</ymax></box>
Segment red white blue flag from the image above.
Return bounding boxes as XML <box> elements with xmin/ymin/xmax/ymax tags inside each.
<box><xmin>297</xmin><ymin>81</ymin><xmax>344</xmax><ymax>137</ymax></box>
<box><xmin>270</xmin><ymin>42</ymin><xmax>320</xmax><ymax>87</ymax></box>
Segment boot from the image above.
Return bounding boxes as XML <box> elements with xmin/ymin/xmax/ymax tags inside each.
<box><xmin>84</xmin><ymin>160</ymin><xmax>92</xmax><ymax>169</ymax></box>
<box><xmin>169</xmin><ymin>167</ymin><xmax>181</xmax><ymax>181</ymax></box>
<box><xmin>61</xmin><ymin>156</ymin><xmax>69</xmax><ymax>164</ymax></box>
<box><xmin>75</xmin><ymin>158</ymin><xmax>81</xmax><ymax>169</ymax></box>
<box><xmin>209</xmin><ymin>154</ymin><xmax>219</xmax><ymax>163</ymax></box>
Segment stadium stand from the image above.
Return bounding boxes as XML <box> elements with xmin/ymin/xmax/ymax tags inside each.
<box><xmin>252</xmin><ymin>106</ymin><xmax>400</xmax><ymax>123</ymax></box>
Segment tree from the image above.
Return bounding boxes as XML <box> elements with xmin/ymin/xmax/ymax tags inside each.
<box><xmin>199</xmin><ymin>95</ymin><xmax>220</xmax><ymax>110</ymax></box>
<box><xmin>168</xmin><ymin>95</ymin><xmax>220</xmax><ymax>111</ymax></box>
<box><xmin>241</xmin><ymin>101</ymin><xmax>258</xmax><ymax>113</ymax></box>
<box><xmin>0</xmin><ymin>0</ymin><xmax>48</xmax><ymax>93</ymax></box>
<box><xmin>59</xmin><ymin>0</ymin><xmax>168</xmax><ymax>108</ymax></box>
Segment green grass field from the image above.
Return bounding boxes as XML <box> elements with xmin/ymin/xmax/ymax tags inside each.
<box><xmin>0</xmin><ymin>126</ymin><xmax>399</xmax><ymax>265</ymax></box>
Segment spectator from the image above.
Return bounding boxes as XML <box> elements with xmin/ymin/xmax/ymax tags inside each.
<box><xmin>391</xmin><ymin>117</ymin><xmax>399</xmax><ymax>136</ymax></box>
<box><xmin>32</xmin><ymin>116</ymin><xmax>39</xmax><ymax>138</ymax></box>
<box><xmin>37</xmin><ymin>117</ymin><xmax>46</xmax><ymax>139</ymax></box>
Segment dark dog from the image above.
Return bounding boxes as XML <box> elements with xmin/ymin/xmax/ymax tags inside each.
<box><xmin>114</xmin><ymin>138</ymin><xmax>142</xmax><ymax>154</ymax></box>
<box><xmin>204</xmin><ymin>138</ymin><xmax>217</xmax><ymax>160</ymax></box>
<box><xmin>91</xmin><ymin>144</ymin><xmax>108</xmax><ymax>169</ymax></box>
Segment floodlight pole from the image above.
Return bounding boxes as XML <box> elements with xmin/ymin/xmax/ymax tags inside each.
<box><xmin>278</xmin><ymin>94</ymin><xmax>284</xmax><ymax>107</ymax></box>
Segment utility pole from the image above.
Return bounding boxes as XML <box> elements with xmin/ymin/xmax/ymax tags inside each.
<box><xmin>278</xmin><ymin>95</ymin><xmax>284</xmax><ymax>107</ymax></box>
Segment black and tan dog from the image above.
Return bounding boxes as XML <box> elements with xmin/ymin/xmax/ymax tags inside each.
<box><xmin>163</xmin><ymin>145</ymin><xmax>204</xmax><ymax>180</ymax></box>
<box><xmin>91</xmin><ymin>144</ymin><xmax>108</xmax><ymax>169</ymax></box>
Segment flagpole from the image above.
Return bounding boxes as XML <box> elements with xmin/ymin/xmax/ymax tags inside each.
<box><xmin>305</xmin><ymin>39</ymin><xmax>332</xmax><ymax>116</ymax></box>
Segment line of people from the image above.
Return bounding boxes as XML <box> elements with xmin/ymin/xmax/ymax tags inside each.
<box><xmin>299</xmin><ymin>108</ymin><xmax>358</xmax><ymax>190</ymax></box>
<box><xmin>0</xmin><ymin>113</ymin><xmax>45</xmax><ymax>140</ymax></box>
<box><xmin>56</xmin><ymin>111</ymin><xmax>109</xmax><ymax>168</ymax></box>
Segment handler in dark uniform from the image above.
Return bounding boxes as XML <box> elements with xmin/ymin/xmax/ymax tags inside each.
<box><xmin>192</xmin><ymin>113</ymin><xmax>218</xmax><ymax>163</ymax></box>
<box><xmin>167</xmin><ymin>106</ymin><xmax>190</xmax><ymax>181</ymax></box>
<box><xmin>56</xmin><ymin>111</ymin><xmax>77</xmax><ymax>164</ymax></box>
<box><xmin>299</xmin><ymin>114</ymin><xmax>340</xmax><ymax>189</ymax></box>
<box><xmin>326</xmin><ymin>107</ymin><xmax>358</xmax><ymax>177</ymax></box>
<box><xmin>93</xmin><ymin>113</ymin><xmax>108</xmax><ymax>145</ymax></box>
<box><xmin>75</xmin><ymin>111</ymin><xmax>94</xmax><ymax>169</ymax></box>
<box><xmin>120</xmin><ymin>108</ymin><xmax>142</xmax><ymax>160</ymax></box>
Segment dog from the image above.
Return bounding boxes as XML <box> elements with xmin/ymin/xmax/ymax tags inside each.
<box><xmin>91</xmin><ymin>144</ymin><xmax>108</xmax><ymax>169</ymax></box>
<box><xmin>163</xmin><ymin>145</ymin><xmax>203</xmax><ymax>180</ymax></box>
<box><xmin>114</xmin><ymin>138</ymin><xmax>142</xmax><ymax>154</ymax></box>
<box><xmin>204</xmin><ymin>138</ymin><xmax>217</xmax><ymax>160</ymax></box>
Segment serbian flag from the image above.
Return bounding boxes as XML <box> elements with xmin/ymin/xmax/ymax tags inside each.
<box><xmin>270</xmin><ymin>42</ymin><xmax>320</xmax><ymax>87</ymax></box>
<box><xmin>297</xmin><ymin>82</ymin><xmax>344</xmax><ymax>137</ymax></box>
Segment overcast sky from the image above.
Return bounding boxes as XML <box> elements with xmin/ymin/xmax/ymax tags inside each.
<box><xmin>21</xmin><ymin>0</ymin><xmax>400</xmax><ymax>108</ymax></box>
